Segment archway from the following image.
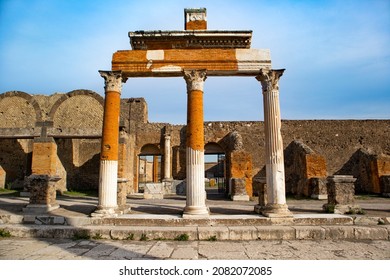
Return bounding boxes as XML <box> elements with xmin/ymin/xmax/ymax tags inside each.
<box><xmin>204</xmin><ymin>142</ymin><xmax>226</xmax><ymax>196</ymax></box>
<box><xmin>138</xmin><ymin>144</ymin><xmax>161</xmax><ymax>193</ymax></box>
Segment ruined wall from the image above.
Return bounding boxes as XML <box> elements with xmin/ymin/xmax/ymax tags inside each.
<box><xmin>0</xmin><ymin>91</ymin><xmax>103</xmax><ymax>191</ymax></box>
<box><xmin>1</xmin><ymin>91</ymin><xmax>389</xmax><ymax>195</ymax></box>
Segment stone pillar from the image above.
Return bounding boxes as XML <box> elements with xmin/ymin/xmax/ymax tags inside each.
<box><xmin>254</xmin><ymin>177</ymin><xmax>267</xmax><ymax>213</ymax></box>
<box><xmin>93</xmin><ymin>70</ymin><xmax>122</xmax><ymax>216</ymax></box>
<box><xmin>152</xmin><ymin>155</ymin><xmax>159</xmax><ymax>183</ymax></box>
<box><xmin>256</xmin><ymin>69</ymin><xmax>292</xmax><ymax>218</ymax></box>
<box><xmin>163</xmin><ymin>135</ymin><xmax>172</xmax><ymax>180</ymax></box>
<box><xmin>24</xmin><ymin>135</ymin><xmax>61</xmax><ymax>212</ymax></box>
<box><xmin>117</xmin><ymin>130</ymin><xmax>131</xmax><ymax>213</ymax></box>
<box><xmin>183</xmin><ymin>69</ymin><xmax>209</xmax><ymax>217</ymax></box>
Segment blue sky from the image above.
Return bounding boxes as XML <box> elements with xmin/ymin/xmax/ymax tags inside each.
<box><xmin>0</xmin><ymin>0</ymin><xmax>389</xmax><ymax>124</ymax></box>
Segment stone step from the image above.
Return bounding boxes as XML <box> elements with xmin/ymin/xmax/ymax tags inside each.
<box><xmin>1</xmin><ymin>213</ymin><xmax>356</xmax><ymax>227</ymax></box>
<box><xmin>1</xmin><ymin>224</ymin><xmax>389</xmax><ymax>241</ymax></box>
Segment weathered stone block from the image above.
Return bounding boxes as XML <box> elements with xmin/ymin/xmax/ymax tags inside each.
<box><xmin>23</xmin><ymin>174</ymin><xmax>61</xmax><ymax>213</ymax></box>
<box><xmin>371</xmin><ymin>156</ymin><xmax>390</xmax><ymax>194</ymax></box>
<box><xmin>31</xmin><ymin>140</ymin><xmax>58</xmax><ymax>175</ymax></box>
<box><xmin>231</xmin><ymin>178</ymin><xmax>249</xmax><ymax>201</ymax></box>
<box><xmin>117</xmin><ymin>178</ymin><xmax>129</xmax><ymax>208</ymax></box>
<box><xmin>256</xmin><ymin>226</ymin><xmax>295</xmax><ymax>240</ymax></box>
<box><xmin>294</xmin><ymin>226</ymin><xmax>325</xmax><ymax>240</ymax></box>
<box><xmin>230</xmin><ymin>151</ymin><xmax>253</xmax><ymax>197</ymax></box>
<box><xmin>309</xmin><ymin>177</ymin><xmax>328</xmax><ymax>200</ymax></box>
<box><xmin>228</xmin><ymin>226</ymin><xmax>257</xmax><ymax>240</ymax></box>
<box><xmin>380</xmin><ymin>175</ymin><xmax>390</xmax><ymax>197</ymax></box>
<box><xmin>253</xmin><ymin>176</ymin><xmax>267</xmax><ymax>213</ymax></box>
<box><xmin>354</xmin><ymin>227</ymin><xmax>388</xmax><ymax>240</ymax></box>
<box><xmin>198</xmin><ymin>226</ymin><xmax>229</xmax><ymax>240</ymax></box>
<box><xmin>354</xmin><ymin>216</ymin><xmax>381</xmax><ymax>226</ymax></box>
<box><xmin>324</xmin><ymin>226</ymin><xmax>354</xmax><ymax>240</ymax></box>
<box><xmin>143</xmin><ymin>183</ymin><xmax>164</xmax><ymax>199</ymax></box>
<box><xmin>324</xmin><ymin>175</ymin><xmax>360</xmax><ymax>214</ymax></box>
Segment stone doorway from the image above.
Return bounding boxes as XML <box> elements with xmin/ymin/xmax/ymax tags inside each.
<box><xmin>138</xmin><ymin>144</ymin><xmax>162</xmax><ymax>193</ymax></box>
<box><xmin>205</xmin><ymin>142</ymin><xmax>226</xmax><ymax>198</ymax></box>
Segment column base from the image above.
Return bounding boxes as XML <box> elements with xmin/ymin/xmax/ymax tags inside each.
<box><xmin>261</xmin><ymin>204</ymin><xmax>293</xmax><ymax>218</ymax></box>
<box><xmin>182</xmin><ymin>206</ymin><xmax>210</xmax><ymax>218</ymax></box>
<box><xmin>22</xmin><ymin>203</ymin><xmax>59</xmax><ymax>214</ymax></box>
<box><xmin>91</xmin><ymin>206</ymin><xmax>119</xmax><ymax>217</ymax></box>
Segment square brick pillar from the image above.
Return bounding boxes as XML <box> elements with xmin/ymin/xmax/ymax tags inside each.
<box><xmin>24</xmin><ymin>137</ymin><xmax>61</xmax><ymax>213</ymax></box>
<box><xmin>323</xmin><ymin>175</ymin><xmax>361</xmax><ymax>214</ymax></box>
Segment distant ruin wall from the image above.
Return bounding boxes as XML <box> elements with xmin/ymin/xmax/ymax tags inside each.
<box><xmin>1</xmin><ymin>91</ymin><xmax>389</xmax><ymax>194</ymax></box>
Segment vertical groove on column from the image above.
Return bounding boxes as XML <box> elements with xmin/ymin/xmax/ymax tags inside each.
<box><xmin>98</xmin><ymin>160</ymin><xmax>118</xmax><ymax>209</ymax></box>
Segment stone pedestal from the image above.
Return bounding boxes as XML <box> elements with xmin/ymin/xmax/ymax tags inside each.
<box><xmin>256</xmin><ymin>69</ymin><xmax>292</xmax><ymax>218</ymax></box>
<box><xmin>231</xmin><ymin>178</ymin><xmax>250</xmax><ymax>201</ymax></box>
<box><xmin>323</xmin><ymin>175</ymin><xmax>360</xmax><ymax>214</ymax></box>
<box><xmin>254</xmin><ymin>177</ymin><xmax>267</xmax><ymax>214</ymax></box>
<box><xmin>23</xmin><ymin>175</ymin><xmax>61</xmax><ymax>213</ymax></box>
<box><xmin>309</xmin><ymin>177</ymin><xmax>328</xmax><ymax>200</ymax></box>
<box><xmin>117</xmin><ymin>178</ymin><xmax>131</xmax><ymax>213</ymax></box>
<box><xmin>143</xmin><ymin>182</ymin><xmax>164</xmax><ymax>199</ymax></box>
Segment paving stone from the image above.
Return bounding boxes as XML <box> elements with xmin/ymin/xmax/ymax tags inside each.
<box><xmin>170</xmin><ymin>246</ymin><xmax>198</xmax><ymax>259</ymax></box>
<box><xmin>83</xmin><ymin>243</ymin><xmax>118</xmax><ymax>257</ymax></box>
<box><xmin>147</xmin><ymin>241</ymin><xmax>174</xmax><ymax>259</ymax></box>
<box><xmin>198</xmin><ymin>241</ymin><xmax>248</xmax><ymax>259</ymax></box>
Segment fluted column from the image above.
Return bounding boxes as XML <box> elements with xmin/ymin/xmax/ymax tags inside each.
<box><xmin>183</xmin><ymin>69</ymin><xmax>209</xmax><ymax>217</ymax></box>
<box><xmin>163</xmin><ymin>134</ymin><xmax>172</xmax><ymax>180</ymax></box>
<box><xmin>94</xmin><ymin>70</ymin><xmax>122</xmax><ymax>216</ymax></box>
<box><xmin>256</xmin><ymin>69</ymin><xmax>292</xmax><ymax>217</ymax></box>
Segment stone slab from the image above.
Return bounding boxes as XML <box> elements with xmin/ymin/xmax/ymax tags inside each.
<box><xmin>198</xmin><ymin>226</ymin><xmax>229</xmax><ymax>241</ymax></box>
<box><xmin>294</xmin><ymin>226</ymin><xmax>326</xmax><ymax>240</ymax></box>
<box><xmin>256</xmin><ymin>226</ymin><xmax>296</xmax><ymax>240</ymax></box>
<box><xmin>354</xmin><ymin>227</ymin><xmax>388</xmax><ymax>240</ymax></box>
<box><xmin>323</xmin><ymin>226</ymin><xmax>355</xmax><ymax>240</ymax></box>
<box><xmin>228</xmin><ymin>226</ymin><xmax>257</xmax><ymax>240</ymax></box>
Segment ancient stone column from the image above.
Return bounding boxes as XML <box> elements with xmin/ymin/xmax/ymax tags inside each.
<box><xmin>163</xmin><ymin>134</ymin><xmax>172</xmax><ymax>180</ymax></box>
<box><xmin>94</xmin><ymin>70</ymin><xmax>122</xmax><ymax>216</ymax></box>
<box><xmin>256</xmin><ymin>69</ymin><xmax>292</xmax><ymax>217</ymax></box>
<box><xmin>152</xmin><ymin>155</ymin><xmax>159</xmax><ymax>183</ymax></box>
<box><xmin>117</xmin><ymin>129</ymin><xmax>131</xmax><ymax>213</ymax></box>
<box><xmin>183</xmin><ymin>69</ymin><xmax>209</xmax><ymax>216</ymax></box>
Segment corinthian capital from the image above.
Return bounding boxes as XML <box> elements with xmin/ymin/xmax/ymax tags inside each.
<box><xmin>99</xmin><ymin>70</ymin><xmax>122</xmax><ymax>93</ymax></box>
<box><xmin>183</xmin><ymin>69</ymin><xmax>207</xmax><ymax>92</ymax></box>
<box><xmin>256</xmin><ymin>68</ymin><xmax>285</xmax><ymax>92</ymax></box>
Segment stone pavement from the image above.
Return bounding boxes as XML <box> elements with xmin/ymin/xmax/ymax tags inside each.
<box><xmin>0</xmin><ymin>238</ymin><xmax>389</xmax><ymax>260</ymax></box>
